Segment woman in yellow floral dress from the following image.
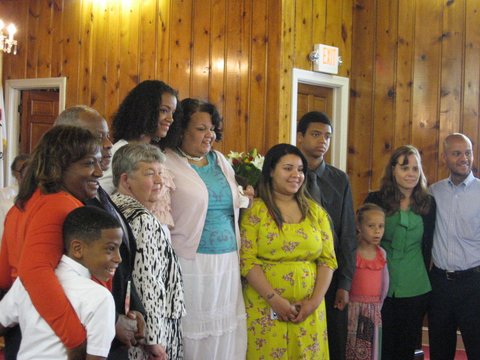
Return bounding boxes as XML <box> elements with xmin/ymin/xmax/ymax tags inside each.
<box><xmin>240</xmin><ymin>143</ymin><xmax>337</xmax><ymax>360</ymax></box>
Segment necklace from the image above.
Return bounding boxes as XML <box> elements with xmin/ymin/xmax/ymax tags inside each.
<box><xmin>177</xmin><ymin>147</ymin><xmax>205</xmax><ymax>161</ymax></box>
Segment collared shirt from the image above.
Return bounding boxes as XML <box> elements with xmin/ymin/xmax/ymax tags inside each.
<box><xmin>0</xmin><ymin>255</ymin><xmax>116</xmax><ymax>359</ymax></box>
<box><xmin>383</xmin><ymin>209</ymin><xmax>431</xmax><ymax>297</ymax></box>
<box><xmin>306</xmin><ymin>161</ymin><xmax>356</xmax><ymax>291</ymax></box>
<box><xmin>430</xmin><ymin>172</ymin><xmax>480</xmax><ymax>271</ymax></box>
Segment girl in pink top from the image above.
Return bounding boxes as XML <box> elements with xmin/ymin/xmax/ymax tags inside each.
<box><xmin>346</xmin><ymin>203</ymin><xmax>389</xmax><ymax>360</ymax></box>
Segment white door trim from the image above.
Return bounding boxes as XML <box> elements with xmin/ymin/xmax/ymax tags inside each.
<box><xmin>290</xmin><ymin>68</ymin><xmax>349</xmax><ymax>171</ymax></box>
<box><xmin>4</xmin><ymin>77</ymin><xmax>66</xmax><ymax>185</ymax></box>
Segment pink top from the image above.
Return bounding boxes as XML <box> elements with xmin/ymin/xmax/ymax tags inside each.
<box><xmin>350</xmin><ymin>246</ymin><xmax>389</xmax><ymax>303</ymax></box>
<box><xmin>151</xmin><ymin>164</ymin><xmax>176</xmax><ymax>227</ymax></box>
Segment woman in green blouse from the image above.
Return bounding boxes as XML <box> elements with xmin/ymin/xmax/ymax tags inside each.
<box><xmin>365</xmin><ymin>145</ymin><xmax>436</xmax><ymax>360</ymax></box>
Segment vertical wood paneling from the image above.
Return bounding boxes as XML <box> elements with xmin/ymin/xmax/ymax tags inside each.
<box><xmin>77</xmin><ymin>0</ymin><xmax>93</xmax><ymax>105</ymax></box>
<box><xmin>341</xmin><ymin>0</ymin><xmax>353</xmax><ymax>77</ymax></box>
<box><xmin>313</xmin><ymin>0</ymin><xmax>327</xmax><ymax>45</ymax></box>
<box><xmin>464</xmin><ymin>0</ymin><xmax>480</xmax><ymax>175</ymax></box>
<box><xmin>2</xmin><ymin>0</ymin><xmax>352</xmax><ymax>158</ymax></box>
<box><xmin>394</xmin><ymin>0</ymin><xmax>415</xmax><ymax>149</ymax></box>
<box><xmin>264</xmin><ymin>0</ymin><xmax>282</xmax><ymax>146</ymax></box>
<box><xmin>139</xmin><ymin>0</ymin><xmax>157</xmax><ymax>81</ymax></box>
<box><xmin>239</xmin><ymin>0</ymin><xmax>252</xmax><ymax>153</ymax></box>
<box><xmin>26</xmin><ymin>0</ymin><xmax>40</xmax><ymax>79</ymax></box>
<box><xmin>169</xmin><ymin>0</ymin><xmax>192</xmax><ymax>98</ymax></box>
<box><xmin>156</xmin><ymin>0</ymin><xmax>171</xmax><ymax>82</ymax></box>
<box><xmin>411</xmin><ymin>0</ymin><xmax>442</xmax><ymax>183</ymax></box>
<box><xmin>90</xmin><ymin>1</ymin><xmax>108</xmax><ymax>114</ymax></box>
<box><xmin>294</xmin><ymin>0</ymin><xmax>313</xmax><ymax>70</ymax></box>
<box><xmin>209</xmin><ymin>0</ymin><xmax>226</xmax><ymax>116</ymax></box>
<box><xmin>438</xmin><ymin>0</ymin><xmax>465</xmax><ymax>175</ymax></box>
<box><xmin>370</xmin><ymin>0</ymin><xmax>397</xmax><ymax>190</ymax></box>
<box><xmin>37</xmin><ymin>0</ymin><xmax>53</xmax><ymax>78</ymax></box>
<box><xmin>50</xmin><ymin>0</ymin><xmax>64</xmax><ymax>77</ymax></box>
<box><xmin>118</xmin><ymin>0</ymin><xmax>140</xmax><ymax>104</ymax></box>
<box><xmin>325</xmin><ymin>0</ymin><xmax>343</xmax><ymax>49</ymax></box>
<box><xmin>278</xmin><ymin>0</ymin><xmax>295</xmax><ymax>145</ymax></box>
<box><xmin>105</xmin><ymin>2</ymin><xmax>121</xmax><ymax>118</ymax></box>
<box><xmin>248</xmin><ymin>0</ymin><xmax>268</xmax><ymax>150</ymax></box>
<box><xmin>62</xmin><ymin>0</ymin><xmax>81</xmax><ymax>104</ymax></box>
<box><xmin>223</xmin><ymin>0</ymin><xmax>244</xmax><ymax>154</ymax></box>
<box><xmin>191</xmin><ymin>0</ymin><xmax>211</xmax><ymax>99</ymax></box>
<box><xmin>349</xmin><ymin>0</ymin><xmax>375</xmax><ymax>207</ymax></box>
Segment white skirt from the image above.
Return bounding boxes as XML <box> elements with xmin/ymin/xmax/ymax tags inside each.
<box><xmin>180</xmin><ymin>252</ymin><xmax>247</xmax><ymax>360</ymax></box>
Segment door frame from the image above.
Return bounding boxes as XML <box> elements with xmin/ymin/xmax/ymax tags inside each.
<box><xmin>4</xmin><ymin>77</ymin><xmax>66</xmax><ymax>185</ymax></box>
<box><xmin>290</xmin><ymin>68</ymin><xmax>349</xmax><ymax>171</ymax></box>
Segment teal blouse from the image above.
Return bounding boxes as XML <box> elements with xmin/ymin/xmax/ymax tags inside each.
<box><xmin>191</xmin><ymin>152</ymin><xmax>237</xmax><ymax>254</ymax></box>
<box><xmin>383</xmin><ymin>209</ymin><xmax>431</xmax><ymax>297</ymax></box>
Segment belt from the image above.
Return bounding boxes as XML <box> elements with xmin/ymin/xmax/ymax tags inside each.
<box><xmin>432</xmin><ymin>264</ymin><xmax>480</xmax><ymax>280</ymax></box>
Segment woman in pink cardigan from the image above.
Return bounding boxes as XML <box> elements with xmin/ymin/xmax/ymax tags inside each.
<box><xmin>160</xmin><ymin>98</ymin><xmax>250</xmax><ymax>360</ymax></box>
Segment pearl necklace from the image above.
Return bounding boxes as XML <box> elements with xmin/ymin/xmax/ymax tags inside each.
<box><xmin>177</xmin><ymin>147</ymin><xmax>205</xmax><ymax>161</ymax></box>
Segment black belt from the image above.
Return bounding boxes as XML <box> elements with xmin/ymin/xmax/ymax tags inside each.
<box><xmin>432</xmin><ymin>264</ymin><xmax>480</xmax><ymax>280</ymax></box>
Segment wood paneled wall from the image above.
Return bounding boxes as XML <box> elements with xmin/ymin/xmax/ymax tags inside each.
<box><xmin>0</xmin><ymin>0</ymin><xmax>353</xmax><ymax>155</ymax></box>
<box><xmin>350</xmin><ymin>0</ymin><xmax>480</xmax><ymax>207</ymax></box>
<box><xmin>0</xmin><ymin>0</ymin><xmax>285</xmax><ymax>155</ymax></box>
<box><xmin>278</xmin><ymin>0</ymin><xmax>353</xmax><ymax>142</ymax></box>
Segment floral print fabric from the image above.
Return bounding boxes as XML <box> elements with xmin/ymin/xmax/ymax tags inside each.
<box><xmin>240</xmin><ymin>198</ymin><xmax>337</xmax><ymax>359</ymax></box>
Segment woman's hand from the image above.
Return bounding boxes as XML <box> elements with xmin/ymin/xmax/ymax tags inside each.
<box><xmin>146</xmin><ymin>344</ymin><xmax>168</xmax><ymax>360</ymax></box>
<box><xmin>244</xmin><ymin>185</ymin><xmax>255</xmax><ymax>203</ymax></box>
<box><xmin>269</xmin><ymin>294</ymin><xmax>298</xmax><ymax>322</ymax></box>
<box><xmin>291</xmin><ymin>298</ymin><xmax>320</xmax><ymax>323</ymax></box>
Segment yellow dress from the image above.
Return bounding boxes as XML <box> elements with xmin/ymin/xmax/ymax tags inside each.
<box><xmin>240</xmin><ymin>198</ymin><xmax>337</xmax><ymax>360</ymax></box>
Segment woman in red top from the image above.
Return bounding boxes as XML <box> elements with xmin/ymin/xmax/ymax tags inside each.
<box><xmin>0</xmin><ymin>125</ymin><xmax>102</xmax><ymax>359</ymax></box>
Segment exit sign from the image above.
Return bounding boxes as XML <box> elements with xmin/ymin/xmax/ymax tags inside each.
<box><xmin>313</xmin><ymin>44</ymin><xmax>339</xmax><ymax>74</ymax></box>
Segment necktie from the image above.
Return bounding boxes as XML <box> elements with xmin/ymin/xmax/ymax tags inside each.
<box><xmin>307</xmin><ymin>170</ymin><xmax>324</xmax><ymax>207</ymax></box>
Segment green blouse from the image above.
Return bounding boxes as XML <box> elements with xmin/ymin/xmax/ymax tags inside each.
<box><xmin>383</xmin><ymin>209</ymin><xmax>431</xmax><ymax>298</ymax></box>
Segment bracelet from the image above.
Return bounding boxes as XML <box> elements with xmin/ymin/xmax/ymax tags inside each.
<box><xmin>266</xmin><ymin>292</ymin><xmax>275</xmax><ymax>300</ymax></box>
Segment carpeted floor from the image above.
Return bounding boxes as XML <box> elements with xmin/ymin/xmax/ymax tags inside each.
<box><xmin>423</xmin><ymin>345</ymin><xmax>468</xmax><ymax>360</ymax></box>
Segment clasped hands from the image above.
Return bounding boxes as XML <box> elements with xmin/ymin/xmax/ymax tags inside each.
<box><xmin>269</xmin><ymin>295</ymin><xmax>318</xmax><ymax>323</ymax></box>
<box><xmin>117</xmin><ymin>310</ymin><xmax>146</xmax><ymax>348</ymax></box>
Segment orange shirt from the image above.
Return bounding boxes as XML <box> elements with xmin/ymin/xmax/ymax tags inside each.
<box><xmin>0</xmin><ymin>188</ymin><xmax>86</xmax><ymax>348</ymax></box>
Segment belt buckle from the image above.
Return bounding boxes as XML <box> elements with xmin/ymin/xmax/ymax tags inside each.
<box><xmin>446</xmin><ymin>271</ymin><xmax>456</xmax><ymax>280</ymax></box>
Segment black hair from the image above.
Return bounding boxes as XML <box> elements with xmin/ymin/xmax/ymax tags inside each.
<box><xmin>112</xmin><ymin>80</ymin><xmax>179</xmax><ymax>142</ymax></box>
<box><xmin>258</xmin><ymin>143</ymin><xmax>311</xmax><ymax>228</ymax></box>
<box><xmin>161</xmin><ymin>98</ymin><xmax>223</xmax><ymax>149</ymax></box>
<box><xmin>63</xmin><ymin>206</ymin><xmax>121</xmax><ymax>251</ymax></box>
<box><xmin>297</xmin><ymin>111</ymin><xmax>332</xmax><ymax>135</ymax></box>
<box><xmin>16</xmin><ymin>126</ymin><xmax>100</xmax><ymax>209</ymax></box>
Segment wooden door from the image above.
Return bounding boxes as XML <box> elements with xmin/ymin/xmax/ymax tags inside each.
<box><xmin>297</xmin><ymin>83</ymin><xmax>334</xmax><ymax>163</ymax></box>
<box><xmin>20</xmin><ymin>90</ymin><xmax>59</xmax><ymax>153</ymax></box>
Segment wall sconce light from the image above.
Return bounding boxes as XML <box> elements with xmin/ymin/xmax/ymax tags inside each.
<box><xmin>0</xmin><ymin>20</ymin><xmax>17</xmax><ymax>55</ymax></box>
<box><xmin>309</xmin><ymin>44</ymin><xmax>342</xmax><ymax>74</ymax></box>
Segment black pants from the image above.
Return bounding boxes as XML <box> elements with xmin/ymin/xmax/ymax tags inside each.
<box><xmin>428</xmin><ymin>267</ymin><xmax>480</xmax><ymax>360</ymax></box>
<box><xmin>4</xmin><ymin>325</ymin><xmax>21</xmax><ymax>360</ymax></box>
<box><xmin>381</xmin><ymin>293</ymin><xmax>430</xmax><ymax>360</ymax></box>
<box><xmin>325</xmin><ymin>283</ymin><xmax>348</xmax><ymax>360</ymax></box>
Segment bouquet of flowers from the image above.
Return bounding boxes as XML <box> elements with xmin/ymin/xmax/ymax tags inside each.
<box><xmin>227</xmin><ymin>148</ymin><xmax>264</xmax><ymax>188</ymax></box>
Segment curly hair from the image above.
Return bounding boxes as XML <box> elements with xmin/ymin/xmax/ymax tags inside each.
<box><xmin>16</xmin><ymin>126</ymin><xmax>100</xmax><ymax>209</ymax></box>
<box><xmin>160</xmin><ymin>98</ymin><xmax>223</xmax><ymax>149</ymax></box>
<box><xmin>258</xmin><ymin>143</ymin><xmax>312</xmax><ymax>229</ymax></box>
<box><xmin>379</xmin><ymin>145</ymin><xmax>431</xmax><ymax>215</ymax></box>
<box><xmin>112</xmin><ymin>80</ymin><xmax>179</xmax><ymax>142</ymax></box>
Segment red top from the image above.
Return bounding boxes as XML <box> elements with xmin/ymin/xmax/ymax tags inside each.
<box><xmin>0</xmin><ymin>188</ymin><xmax>86</xmax><ymax>348</ymax></box>
<box><xmin>350</xmin><ymin>246</ymin><xmax>387</xmax><ymax>301</ymax></box>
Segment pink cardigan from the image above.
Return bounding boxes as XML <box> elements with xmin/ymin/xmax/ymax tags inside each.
<box><xmin>164</xmin><ymin>149</ymin><xmax>242</xmax><ymax>259</ymax></box>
